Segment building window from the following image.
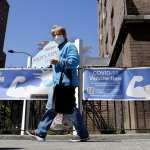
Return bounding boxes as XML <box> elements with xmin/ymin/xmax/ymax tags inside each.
<box><xmin>100</xmin><ymin>33</ymin><xmax>103</xmax><ymax>44</ymax></box>
<box><xmin>103</xmin><ymin>0</ymin><xmax>107</xmax><ymax>25</ymax></box>
<box><xmin>111</xmin><ymin>7</ymin><xmax>115</xmax><ymax>45</ymax></box>
<box><xmin>105</xmin><ymin>33</ymin><xmax>108</xmax><ymax>55</ymax></box>
<box><xmin>104</xmin><ymin>0</ymin><xmax>107</xmax><ymax>7</ymax></box>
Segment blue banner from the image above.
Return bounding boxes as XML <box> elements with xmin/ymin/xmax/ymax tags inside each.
<box><xmin>83</xmin><ymin>67</ymin><xmax>150</xmax><ymax>100</ymax></box>
<box><xmin>0</xmin><ymin>68</ymin><xmax>53</xmax><ymax>100</ymax></box>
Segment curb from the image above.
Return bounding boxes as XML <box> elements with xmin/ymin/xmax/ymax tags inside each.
<box><xmin>0</xmin><ymin>133</ymin><xmax>150</xmax><ymax>141</ymax></box>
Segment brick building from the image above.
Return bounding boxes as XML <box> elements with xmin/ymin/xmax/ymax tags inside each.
<box><xmin>94</xmin><ymin>0</ymin><xmax>150</xmax><ymax>133</ymax></box>
<box><xmin>0</xmin><ymin>0</ymin><xmax>9</xmax><ymax>67</ymax></box>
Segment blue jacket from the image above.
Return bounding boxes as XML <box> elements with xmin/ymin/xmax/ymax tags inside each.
<box><xmin>52</xmin><ymin>41</ymin><xmax>79</xmax><ymax>86</ymax></box>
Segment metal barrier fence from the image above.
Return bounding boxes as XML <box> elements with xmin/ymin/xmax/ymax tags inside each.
<box><xmin>0</xmin><ymin>101</ymin><xmax>46</xmax><ymax>134</ymax></box>
<box><xmin>1</xmin><ymin>67</ymin><xmax>150</xmax><ymax>134</ymax></box>
<box><xmin>82</xmin><ymin>100</ymin><xmax>150</xmax><ymax>134</ymax></box>
<box><xmin>0</xmin><ymin>100</ymin><xmax>150</xmax><ymax>134</ymax></box>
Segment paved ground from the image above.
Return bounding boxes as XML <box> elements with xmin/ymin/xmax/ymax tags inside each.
<box><xmin>0</xmin><ymin>134</ymin><xmax>150</xmax><ymax>150</ymax></box>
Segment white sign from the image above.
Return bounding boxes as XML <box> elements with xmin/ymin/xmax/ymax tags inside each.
<box><xmin>32</xmin><ymin>41</ymin><xmax>59</xmax><ymax>68</ymax></box>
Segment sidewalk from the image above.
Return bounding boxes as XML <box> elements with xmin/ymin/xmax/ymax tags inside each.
<box><xmin>0</xmin><ymin>134</ymin><xmax>150</xmax><ymax>150</ymax></box>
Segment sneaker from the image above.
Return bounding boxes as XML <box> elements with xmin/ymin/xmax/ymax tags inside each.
<box><xmin>26</xmin><ymin>130</ymin><xmax>45</xmax><ymax>142</ymax></box>
<box><xmin>70</xmin><ymin>136</ymin><xmax>90</xmax><ymax>142</ymax></box>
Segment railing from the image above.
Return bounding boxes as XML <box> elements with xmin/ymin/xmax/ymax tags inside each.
<box><xmin>82</xmin><ymin>100</ymin><xmax>150</xmax><ymax>134</ymax></box>
<box><xmin>1</xmin><ymin>100</ymin><xmax>150</xmax><ymax>134</ymax></box>
<box><xmin>0</xmin><ymin>100</ymin><xmax>46</xmax><ymax>134</ymax></box>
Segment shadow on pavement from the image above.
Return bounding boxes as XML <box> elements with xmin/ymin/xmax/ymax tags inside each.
<box><xmin>45</xmin><ymin>139</ymin><xmax>122</xmax><ymax>143</ymax></box>
<box><xmin>0</xmin><ymin>148</ymin><xmax>24</xmax><ymax>150</ymax></box>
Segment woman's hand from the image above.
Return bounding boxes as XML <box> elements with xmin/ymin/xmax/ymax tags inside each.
<box><xmin>51</xmin><ymin>59</ymin><xmax>59</xmax><ymax>65</ymax></box>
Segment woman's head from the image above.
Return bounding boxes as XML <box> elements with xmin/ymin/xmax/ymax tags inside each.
<box><xmin>50</xmin><ymin>25</ymin><xmax>67</xmax><ymax>45</ymax></box>
<box><xmin>51</xmin><ymin>25</ymin><xmax>67</xmax><ymax>39</ymax></box>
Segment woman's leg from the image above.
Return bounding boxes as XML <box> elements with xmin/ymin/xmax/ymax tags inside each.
<box><xmin>70</xmin><ymin>108</ymin><xmax>89</xmax><ymax>139</ymax></box>
<box><xmin>35</xmin><ymin>108</ymin><xmax>56</xmax><ymax>138</ymax></box>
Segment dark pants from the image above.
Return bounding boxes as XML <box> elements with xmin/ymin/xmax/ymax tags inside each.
<box><xmin>35</xmin><ymin>108</ymin><xmax>89</xmax><ymax>139</ymax></box>
<box><xmin>35</xmin><ymin>85</ymin><xmax>89</xmax><ymax>139</ymax></box>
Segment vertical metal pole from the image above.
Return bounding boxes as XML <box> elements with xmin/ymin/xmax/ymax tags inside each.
<box><xmin>73</xmin><ymin>39</ymin><xmax>80</xmax><ymax>136</ymax></box>
<box><xmin>20</xmin><ymin>56</ymin><xmax>32</xmax><ymax>135</ymax></box>
<box><xmin>21</xmin><ymin>99</ymin><xmax>27</xmax><ymax>135</ymax></box>
<box><xmin>74</xmin><ymin>39</ymin><xmax>80</xmax><ymax>110</ymax></box>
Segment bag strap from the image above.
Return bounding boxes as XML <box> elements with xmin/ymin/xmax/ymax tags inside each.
<box><xmin>58</xmin><ymin>43</ymin><xmax>73</xmax><ymax>86</ymax></box>
<box><xmin>59</xmin><ymin>64</ymin><xmax>65</xmax><ymax>85</ymax></box>
<box><xmin>66</xmin><ymin>69</ymin><xmax>72</xmax><ymax>86</ymax></box>
<box><xmin>59</xmin><ymin>65</ymin><xmax>73</xmax><ymax>86</ymax></box>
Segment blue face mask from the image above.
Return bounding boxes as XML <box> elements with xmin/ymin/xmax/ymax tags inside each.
<box><xmin>54</xmin><ymin>35</ymin><xmax>65</xmax><ymax>45</ymax></box>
